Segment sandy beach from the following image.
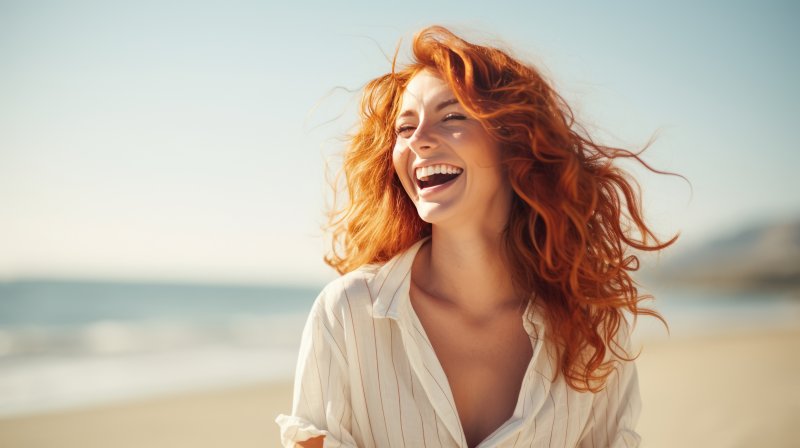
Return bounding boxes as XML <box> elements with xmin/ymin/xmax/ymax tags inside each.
<box><xmin>1</xmin><ymin>327</ymin><xmax>798</xmax><ymax>447</ymax></box>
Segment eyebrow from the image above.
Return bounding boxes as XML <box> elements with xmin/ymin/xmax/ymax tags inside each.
<box><xmin>398</xmin><ymin>98</ymin><xmax>459</xmax><ymax>119</ymax></box>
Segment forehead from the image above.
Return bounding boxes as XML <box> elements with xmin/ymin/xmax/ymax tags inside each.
<box><xmin>399</xmin><ymin>70</ymin><xmax>456</xmax><ymax>109</ymax></box>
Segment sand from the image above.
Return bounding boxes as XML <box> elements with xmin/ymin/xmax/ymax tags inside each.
<box><xmin>636</xmin><ymin>328</ymin><xmax>800</xmax><ymax>447</ymax></box>
<box><xmin>1</xmin><ymin>328</ymin><xmax>798</xmax><ymax>447</ymax></box>
<box><xmin>0</xmin><ymin>381</ymin><xmax>292</xmax><ymax>448</ymax></box>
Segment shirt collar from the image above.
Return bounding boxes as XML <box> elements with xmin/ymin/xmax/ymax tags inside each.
<box><xmin>369</xmin><ymin>236</ymin><xmax>546</xmax><ymax>335</ymax></box>
<box><xmin>370</xmin><ymin>237</ymin><xmax>429</xmax><ymax>320</ymax></box>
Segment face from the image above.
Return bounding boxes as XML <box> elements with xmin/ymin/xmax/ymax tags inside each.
<box><xmin>392</xmin><ymin>70</ymin><xmax>512</xmax><ymax>228</ymax></box>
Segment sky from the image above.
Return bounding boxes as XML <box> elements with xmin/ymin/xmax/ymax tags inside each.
<box><xmin>1</xmin><ymin>1</ymin><xmax>798</xmax><ymax>286</ymax></box>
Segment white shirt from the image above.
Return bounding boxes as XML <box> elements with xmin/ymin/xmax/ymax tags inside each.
<box><xmin>275</xmin><ymin>238</ymin><xmax>641</xmax><ymax>447</ymax></box>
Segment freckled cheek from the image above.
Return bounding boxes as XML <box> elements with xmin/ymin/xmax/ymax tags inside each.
<box><xmin>391</xmin><ymin>146</ymin><xmax>415</xmax><ymax>195</ymax></box>
<box><xmin>391</xmin><ymin>146</ymin><xmax>404</xmax><ymax>175</ymax></box>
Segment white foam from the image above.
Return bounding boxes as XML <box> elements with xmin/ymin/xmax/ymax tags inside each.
<box><xmin>0</xmin><ymin>346</ymin><xmax>298</xmax><ymax>418</ymax></box>
<box><xmin>0</xmin><ymin>312</ymin><xmax>310</xmax><ymax>418</ymax></box>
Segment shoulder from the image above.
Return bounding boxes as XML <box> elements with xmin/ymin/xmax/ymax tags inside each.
<box><xmin>311</xmin><ymin>264</ymin><xmax>383</xmax><ymax>323</ymax></box>
<box><xmin>311</xmin><ymin>239</ymin><xmax>425</xmax><ymax>325</ymax></box>
<box><xmin>608</xmin><ymin>314</ymin><xmax>637</xmax><ymax>356</ymax></box>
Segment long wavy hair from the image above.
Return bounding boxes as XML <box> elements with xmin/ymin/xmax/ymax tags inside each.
<box><xmin>325</xmin><ymin>25</ymin><xmax>682</xmax><ymax>392</ymax></box>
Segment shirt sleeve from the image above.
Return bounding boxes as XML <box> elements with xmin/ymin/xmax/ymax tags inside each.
<box><xmin>275</xmin><ymin>287</ymin><xmax>357</xmax><ymax>447</ymax></box>
<box><xmin>577</xmin><ymin>320</ymin><xmax>642</xmax><ymax>448</ymax></box>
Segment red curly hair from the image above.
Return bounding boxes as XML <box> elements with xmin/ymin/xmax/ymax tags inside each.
<box><xmin>325</xmin><ymin>25</ymin><xmax>681</xmax><ymax>392</ymax></box>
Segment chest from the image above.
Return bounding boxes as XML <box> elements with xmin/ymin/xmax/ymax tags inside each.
<box><xmin>338</xmin><ymin>288</ymin><xmax>603</xmax><ymax>448</ymax></box>
<box><xmin>410</xmin><ymin>297</ymin><xmax>534</xmax><ymax>447</ymax></box>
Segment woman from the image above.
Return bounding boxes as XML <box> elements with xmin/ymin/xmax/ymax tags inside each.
<box><xmin>276</xmin><ymin>25</ymin><xmax>678</xmax><ymax>448</ymax></box>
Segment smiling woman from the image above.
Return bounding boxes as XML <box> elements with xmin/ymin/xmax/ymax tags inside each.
<box><xmin>392</xmin><ymin>70</ymin><xmax>512</xmax><ymax>229</ymax></box>
<box><xmin>275</xmin><ymin>25</ymin><xmax>680</xmax><ymax>448</ymax></box>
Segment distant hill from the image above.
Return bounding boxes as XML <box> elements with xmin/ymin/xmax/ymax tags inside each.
<box><xmin>641</xmin><ymin>217</ymin><xmax>800</xmax><ymax>295</ymax></box>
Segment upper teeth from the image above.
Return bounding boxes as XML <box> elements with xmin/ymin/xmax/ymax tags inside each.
<box><xmin>415</xmin><ymin>164</ymin><xmax>463</xmax><ymax>180</ymax></box>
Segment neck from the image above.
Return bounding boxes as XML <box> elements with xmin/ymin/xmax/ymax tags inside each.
<box><xmin>413</xmin><ymin>225</ymin><xmax>521</xmax><ymax>321</ymax></box>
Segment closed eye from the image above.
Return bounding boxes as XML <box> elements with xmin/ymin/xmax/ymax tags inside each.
<box><xmin>395</xmin><ymin>114</ymin><xmax>467</xmax><ymax>138</ymax></box>
<box><xmin>395</xmin><ymin>125</ymin><xmax>415</xmax><ymax>138</ymax></box>
<box><xmin>443</xmin><ymin>113</ymin><xmax>467</xmax><ymax>121</ymax></box>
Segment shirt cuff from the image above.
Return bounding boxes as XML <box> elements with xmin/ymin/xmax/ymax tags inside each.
<box><xmin>275</xmin><ymin>414</ymin><xmax>328</xmax><ymax>447</ymax></box>
<box><xmin>611</xmin><ymin>428</ymin><xmax>642</xmax><ymax>448</ymax></box>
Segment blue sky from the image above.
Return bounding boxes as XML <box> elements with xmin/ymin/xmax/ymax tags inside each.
<box><xmin>1</xmin><ymin>1</ymin><xmax>798</xmax><ymax>285</ymax></box>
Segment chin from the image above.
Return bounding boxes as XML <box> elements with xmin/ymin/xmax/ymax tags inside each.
<box><xmin>414</xmin><ymin>201</ymin><xmax>454</xmax><ymax>225</ymax></box>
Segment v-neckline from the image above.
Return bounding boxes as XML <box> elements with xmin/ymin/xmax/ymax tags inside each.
<box><xmin>392</xmin><ymin>239</ymin><xmax>547</xmax><ymax>447</ymax></box>
<box><xmin>406</xmin><ymin>295</ymin><xmax>542</xmax><ymax>447</ymax></box>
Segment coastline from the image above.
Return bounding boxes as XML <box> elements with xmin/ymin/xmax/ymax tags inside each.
<box><xmin>1</xmin><ymin>327</ymin><xmax>798</xmax><ymax>447</ymax></box>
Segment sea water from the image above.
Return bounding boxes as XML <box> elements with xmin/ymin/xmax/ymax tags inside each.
<box><xmin>630</xmin><ymin>284</ymin><xmax>800</xmax><ymax>342</ymax></box>
<box><xmin>0</xmin><ymin>280</ymin><xmax>798</xmax><ymax>418</ymax></box>
<box><xmin>0</xmin><ymin>280</ymin><xmax>318</xmax><ymax>417</ymax></box>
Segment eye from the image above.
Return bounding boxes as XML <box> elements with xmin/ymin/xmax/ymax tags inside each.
<box><xmin>443</xmin><ymin>113</ymin><xmax>467</xmax><ymax>122</ymax></box>
<box><xmin>395</xmin><ymin>124</ymin><xmax>415</xmax><ymax>138</ymax></box>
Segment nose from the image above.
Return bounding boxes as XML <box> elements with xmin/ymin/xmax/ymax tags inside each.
<box><xmin>407</xmin><ymin>121</ymin><xmax>437</xmax><ymax>154</ymax></box>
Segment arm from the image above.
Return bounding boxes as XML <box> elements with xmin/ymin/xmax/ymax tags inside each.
<box><xmin>578</xmin><ymin>322</ymin><xmax>642</xmax><ymax>448</ymax></box>
<box><xmin>296</xmin><ymin>436</ymin><xmax>325</xmax><ymax>448</ymax></box>
<box><xmin>275</xmin><ymin>288</ymin><xmax>357</xmax><ymax>447</ymax></box>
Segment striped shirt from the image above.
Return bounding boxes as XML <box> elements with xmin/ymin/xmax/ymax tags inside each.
<box><xmin>275</xmin><ymin>238</ymin><xmax>641</xmax><ymax>447</ymax></box>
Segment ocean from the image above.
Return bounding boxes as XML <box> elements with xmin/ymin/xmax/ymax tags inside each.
<box><xmin>0</xmin><ymin>279</ymin><xmax>797</xmax><ymax>418</ymax></box>
<box><xmin>0</xmin><ymin>280</ymin><xmax>319</xmax><ymax>418</ymax></box>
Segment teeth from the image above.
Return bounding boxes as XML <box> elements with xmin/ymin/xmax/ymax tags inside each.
<box><xmin>415</xmin><ymin>164</ymin><xmax>463</xmax><ymax>180</ymax></box>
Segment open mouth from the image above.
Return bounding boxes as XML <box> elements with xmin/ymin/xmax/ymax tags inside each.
<box><xmin>415</xmin><ymin>164</ymin><xmax>463</xmax><ymax>190</ymax></box>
